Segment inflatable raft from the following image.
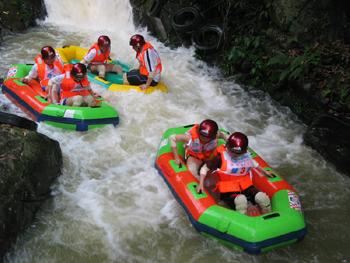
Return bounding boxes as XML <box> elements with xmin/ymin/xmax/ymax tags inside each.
<box><xmin>155</xmin><ymin>125</ymin><xmax>307</xmax><ymax>254</ymax></box>
<box><xmin>1</xmin><ymin>64</ymin><xmax>119</xmax><ymax>131</ymax></box>
<box><xmin>56</xmin><ymin>45</ymin><xmax>168</xmax><ymax>94</ymax></box>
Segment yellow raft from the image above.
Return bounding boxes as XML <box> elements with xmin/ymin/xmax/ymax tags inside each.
<box><xmin>56</xmin><ymin>45</ymin><xmax>168</xmax><ymax>94</ymax></box>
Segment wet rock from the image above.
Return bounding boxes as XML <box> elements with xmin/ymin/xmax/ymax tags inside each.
<box><xmin>304</xmin><ymin>115</ymin><xmax>350</xmax><ymax>176</ymax></box>
<box><xmin>0</xmin><ymin>0</ymin><xmax>46</xmax><ymax>39</ymax></box>
<box><xmin>0</xmin><ymin>122</ymin><xmax>62</xmax><ymax>259</ymax></box>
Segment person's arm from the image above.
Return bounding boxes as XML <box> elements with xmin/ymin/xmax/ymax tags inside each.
<box><xmin>169</xmin><ymin>134</ymin><xmax>190</xmax><ymax>166</ymax></box>
<box><xmin>47</xmin><ymin>74</ymin><xmax>64</xmax><ymax>104</ymax></box>
<box><xmin>197</xmin><ymin>164</ymin><xmax>210</xmax><ymax>193</ymax></box>
<box><xmin>140</xmin><ymin>48</ymin><xmax>159</xmax><ymax>90</ymax></box>
<box><xmin>140</xmin><ymin>72</ymin><xmax>154</xmax><ymax>90</ymax></box>
<box><xmin>252</xmin><ymin>160</ymin><xmax>273</xmax><ymax>178</ymax></box>
<box><xmin>86</xmin><ymin>83</ymin><xmax>98</xmax><ymax>98</ymax></box>
<box><xmin>197</xmin><ymin>154</ymin><xmax>221</xmax><ymax>193</ymax></box>
<box><xmin>81</xmin><ymin>48</ymin><xmax>97</xmax><ymax>65</ymax></box>
<box><xmin>22</xmin><ymin>64</ymin><xmax>38</xmax><ymax>83</ymax></box>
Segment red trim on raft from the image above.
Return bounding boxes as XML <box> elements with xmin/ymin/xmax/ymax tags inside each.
<box><xmin>157</xmin><ymin>151</ymin><xmax>297</xmax><ymax>220</ymax></box>
<box><xmin>156</xmin><ymin>153</ymin><xmax>216</xmax><ymax>220</ymax></box>
<box><xmin>4</xmin><ymin>78</ymin><xmax>49</xmax><ymax>114</ymax></box>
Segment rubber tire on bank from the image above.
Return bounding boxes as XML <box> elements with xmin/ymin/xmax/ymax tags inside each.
<box><xmin>0</xmin><ymin>111</ymin><xmax>37</xmax><ymax>131</ymax></box>
<box><xmin>129</xmin><ymin>0</ymin><xmax>147</xmax><ymax>9</ymax></box>
<box><xmin>171</xmin><ymin>7</ymin><xmax>203</xmax><ymax>33</ymax></box>
<box><xmin>192</xmin><ymin>24</ymin><xmax>224</xmax><ymax>53</ymax></box>
<box><xmin>146</xmin><ymin>0</ymin><xmax>163</xmax><ymax>17</ymax></box>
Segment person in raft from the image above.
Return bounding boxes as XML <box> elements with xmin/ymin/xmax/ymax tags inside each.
<box><xmin>170</xmin><ymin>119</ymin><xmax>228</xmax><ymax>179</ymax></box>
<box><xmin>80</xmin><ymin>35</ymin><xmax>122</xmax><ymax>80</ymax></box>
<box><xmin>124</xmin><ymin>34</ymin><xmax>162</xmax><ymax>90</ymax></box>
<box><xmin>48</xmin><ymin>63</ymin><xmax>98</xmax><ymax>107</ymax></box>
<box><xmin>22</xmin><ymin>46</ymin><xmax>65</xmax><ymax>92</ymax></box>
<box><xmin>197</xmin><ymin>132</ymin><xmax>272</xmax><ymax>215</ymax></box>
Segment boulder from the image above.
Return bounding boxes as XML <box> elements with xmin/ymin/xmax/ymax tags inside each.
<box><xmin>304</xmin><ymin>115</ymin><xmax>350</xmax><ymax>176</ymax></box>
<box><xmin>0</xmin><ymin>0</ymin><xmax>46</xmax><ymax>39</ymax></box>
<box><xmin>0</xmin><ymin>115</ymin><xmax>62</xmax><ymax>258</ymax></box>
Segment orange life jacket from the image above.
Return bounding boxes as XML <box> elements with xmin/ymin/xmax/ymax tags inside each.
<box><xmin>137</xmin><ymin>42</ymin><xmax>162</xmax><ymax>76</ymax></box>
<box><xmin>214</xmin><ymin>145</ymin><xmax>254</xmax><ymax>193</ymax></box>
<box><xmin>88</xmin><ymin>43</ymin><xmax>110</xmax><ymax>64</ymax></box>
<box><xmin>185</xmin><ymin>124</ymin><xmax>218</xmax><ymax>161</ymax></box>
<box><xmin>35</xmin><ymin>55</ymin><xmax>64</xmax><ymax>87</ymax></box>
<box><xmin>60</xmin><ymin>70</ymin><xmax>90</xmax><ymax>100</ymax></box>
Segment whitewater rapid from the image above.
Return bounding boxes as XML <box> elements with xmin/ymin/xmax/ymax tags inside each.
<box><xmin>1</xmin><ymin>0</ymin><xmax>350</xmax><ymax>262</ymax></box>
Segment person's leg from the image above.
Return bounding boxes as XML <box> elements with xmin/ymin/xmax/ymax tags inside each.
<box><xmin>149</xmin><ymin>79</ymin><xmax>158</xmax><ymax>86</ymax></box>
<box><xmin>50</xmin><ymin>84</ymin><xmax>60</xmax><ymax>104</ymax></box>
<box><xmin>60</xmin><ymin>98</ymin><xmax>67</xmax><ymax>106</ymax></box>
<box><xmin>125</xmin><ymin>69</ymin><xmax>147</xmax><ymax>85</ymax></box>
<box><xmin>186</xmin><ymin>156</ymin><xmax>203</xmax><ymax>178</ymax></box>
<box><xmin>96</xmin><ymin>65</ymin><xmax>106</xmax><ymax>78</ymax></box>
<box><xmin>64</xmin><ymin>97</ymin><xmax>73</xmax><ymax>106</ymax></box>
<box><xmin>234</xmin><ymin>194</ymin><xmax>248</xmax><ymax>214</ymax></box>
<box><xmin>220</xmin><ymin>192</ymin><xmax>237</xmax><ymax>209</ymax></box>
<box><xmin>255</xmin><ymin>192</ymin><xmax>271</xmax><ymax>214</ymax></box>
<box><xmin>105</xmin><ymin>64</ymin><xmax>122</xmax><ymax>74</ymax></box>
<box><xmin>68</xmin><ymin>95</ymin><xmax>83</xmax><ymax>107</ymax></box>
<box><xmin>89</xmin><ymin>65</ymin><xmax>98</xmax><ymax>74</ymax></box>
<box><xmin>84</xmin><ymin>95</ymin><xmax>96</xmax><ymax>107</ymax></box>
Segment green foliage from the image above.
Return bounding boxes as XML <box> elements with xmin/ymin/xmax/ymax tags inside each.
<box><xmin>267</xmin><ymin>48</ymin><xmax>320</xmax><ymax>83</ymax></box>
<box><xmin>218</xmin><ymin>0</ymin><xmax>350</xmax><ymax>115</ymax></box>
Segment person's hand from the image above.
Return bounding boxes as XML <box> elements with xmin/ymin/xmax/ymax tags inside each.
<box><xmin>140</xmin><ymin>84</ymin><xmax>148</xmax><ymax>90</ymax></box>
<box><xmin>91</xmin><ymin>99</ymin><xmax>101</xmax><ymax>107</ymax></box>
<box><xmin>92</xmin><ymin>91</ymin><xmax>99</xmax><ymax>99</ymax></box>
<box><xmin>174</xmin><ymin>156</ymin><xmax>185</xmax><ymax>167</ymax></box>
<box><xmin>197</xmin><ymin>184</ymin><xmax>204</xmax><ymax>194</ymax></box>
<box><xmin>264</xmin><ymin>170</ymin><xmax>275</xmax><ymax>178</ymax></box>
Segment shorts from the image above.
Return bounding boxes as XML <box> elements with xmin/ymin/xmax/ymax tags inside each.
<box><xmin>220</xmin><ymin>186</ymin><xmax>259</xmax><ymax>209</ymax></box>
<box><xmin>126</xmin><ymin>69</ymin><xmax>158</xmax><ymax>86</ymax></box>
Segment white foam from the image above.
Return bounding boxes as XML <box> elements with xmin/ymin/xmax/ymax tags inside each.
<box><xmin>2</xmin><ymin>0</ymin><xmax>350</xmax><ymax>262</ymax></box>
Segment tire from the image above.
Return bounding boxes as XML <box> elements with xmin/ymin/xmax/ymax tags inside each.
<box><xmin>171</xmin><ymin>7</ymin><xmax>203</xmax><ymax>33</ymax></box>
<box><xmin>130</xmin><ymin>0</ymin><xmax>147</xmax><ymax>9</ymax></box>
<box><xmin>0</xmin><ymin>111</ymin><xmax>37</xmax><ymax>131</ymax></box>
<box><xmin>146</xmin><ymin>0</ymin><xmax>163</xmax><ymax>17</ymax></box>
<box><xmin>192</xmin><ymin>25</ymin><xmax>224</xmax><ymax>53</ymax></box>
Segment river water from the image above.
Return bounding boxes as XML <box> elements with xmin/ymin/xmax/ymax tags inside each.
<box><xmin>1</xmin><ymin>0</ymin><xmax>350</xmax><ymax>262</ymax></box>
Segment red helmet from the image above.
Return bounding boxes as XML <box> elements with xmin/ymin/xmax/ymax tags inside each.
<box><xmin>199</xmin><ymin>119</ymin><xmax>218</xmax><ymax>139</ymax></box>
<box><xmin>71</xmin><ymin>63</ymin><xmax>87</xmax><ymax>79</ymax></box>
<box><xmin>98</xmin><ymin>35</ymin><xmax>111</xmax><ymax>48</ymax></box>
<box><xmin>226</xmin><ymin>132</ymin><xmax>249</xmax><ymax>154</ymax></box>
<box><xmin>41</xmin><ymin>46</ymin><xmax>56</xmax><ymax>60</ymax></box>
<box><xmin>129</xmin><ymin>34</ymin><xmax>145</xmax><ymax>47</ymax></box>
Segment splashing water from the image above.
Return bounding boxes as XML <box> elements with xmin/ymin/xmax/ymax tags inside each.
<box><xmin>1</xmin><ymin>0</ymin><xmax>350</xmax><ymax>262</ymax></box>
